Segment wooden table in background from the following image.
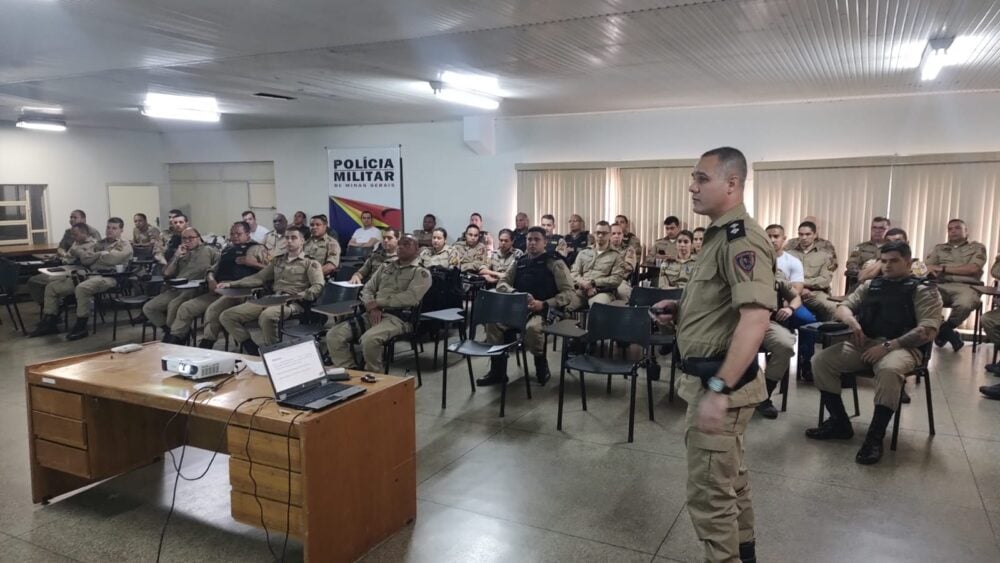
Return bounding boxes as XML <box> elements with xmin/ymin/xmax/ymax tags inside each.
<box><xmin>24</xmin><ymin>342</ymin><xmax>416</xmax><ymax>562</ymax></box>
<box><xmin>0</xmin><ymin>243</ymin><xmax>59</xmax><ymax>257</ymax></box>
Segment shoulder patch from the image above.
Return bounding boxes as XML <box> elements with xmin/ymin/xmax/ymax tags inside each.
<box><xmin>726</xmin><ymin>220</ymin><xmax>746</xmax><ymax>241</ymax></box>
<box><xmin>734</xmin><ymin>250</ymin><xmax>756</xmax><ymax>273</ymax></box>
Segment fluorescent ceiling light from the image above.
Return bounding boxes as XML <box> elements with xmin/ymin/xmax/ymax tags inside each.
<box><xmin>919</xmin><ymin>35</ymin><xmax>979</xmax><ymax>81</ymax></box>
<box><xmin>16</xmin><ymin>117</ymin><xmax>67</xmax><ymax>132</ymax></box>
<box><xmin>440</xmin><ymin>71</ymin><xmax>501</xmax><ymax>95</ymax></box>
<box><xmin>430</xmin><ymin>84</ymin><xmax>500</xmax><ymax>110</ymax></box>
<box><xmin>21</xmin><ymin>105</ymin><xmax>63</xmax><ymax>115</ymax></box>
<box><xmin>142</xmin><ymin>92</ymin><xmax>220</xmax><ymax>122</ymax></box>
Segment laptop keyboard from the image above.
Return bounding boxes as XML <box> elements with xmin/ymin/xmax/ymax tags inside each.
<box><xmin>288</xmin><ymin>381</ymin><xmax>353</xmax><ymax>404</ymax></box>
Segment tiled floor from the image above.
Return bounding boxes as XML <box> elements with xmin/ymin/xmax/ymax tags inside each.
<box><xmin>2</xmin><ymin>307</ymin><xmax>1000</xmax><ymax>562</ymax></box>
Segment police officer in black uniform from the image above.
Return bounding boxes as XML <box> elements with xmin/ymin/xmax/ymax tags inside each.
<box><xmin>481</xmin><ymin>226</ymin><xmax>575</xmax><ymax>385</ymax></box>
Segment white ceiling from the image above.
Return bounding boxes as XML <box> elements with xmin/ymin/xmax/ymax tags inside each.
<box><xmin>2</xmin><ymin>0</ymin><xmax>999</xmax><ymax>131</ymax></box>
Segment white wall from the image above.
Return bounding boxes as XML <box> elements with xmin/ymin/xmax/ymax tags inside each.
<box><xmin>160</xmin><ymin>91</ymin><xmax>1000</xmax><ymax>237</ymax></box>
<box><xmin>0</xmin><ymin>127</ymin><xmax>167</xmax><ymax>242</ymax></box>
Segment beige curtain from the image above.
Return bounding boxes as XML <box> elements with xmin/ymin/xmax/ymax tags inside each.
<box><xmin>754</xmin><ymin>166</ymin><xmax>893</xmax><ymax>294</ymax></box>
<box><xmin>615</xmin><ymin>166</ymin><xmax>709</xmax><ymax>257</ymax></box>
<box><xmin>889</xmin><ymin>162</ymin><xmax>1000</xmax><ymax>268</ymax></box>
<box><xmin>516</xmin><ymin>168</ymin><xmax>607</xmax><ymax>231</ymax></box>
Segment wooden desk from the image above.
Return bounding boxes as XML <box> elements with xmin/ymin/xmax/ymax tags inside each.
<box><xmin>25</xmin><ymin>343</ymin><xmax>416</xmax><ymax>562</ymax></box>
<box><xmin>1</xmin><ymin>243</ymin><xmax>59</xmax><ymax>256</ymax></box>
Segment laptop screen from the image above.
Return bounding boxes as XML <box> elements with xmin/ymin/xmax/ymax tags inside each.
<box><xmin>261</xmin><ymin>340</ymin><xmax>327</xmax><ymax>395</ymax></box>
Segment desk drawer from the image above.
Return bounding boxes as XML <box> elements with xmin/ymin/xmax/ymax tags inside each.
<box><xmin>231</xmin><ymin>491</ymin><xmax>303</xmax><ymax>537</ymax></box>
<box><xmin>30</xmin><ymin>386</ymin><xmax>84</xmax><ymax>420</ymax></box>
<box><xmin>229</xmin><ymin>458</ymin><xmax>303</xmax><ymax>506</ymax></box>
<box><xmin>227</xmin><ymin>426</ymin><xmax>301</xmax><ymax>472</ymax></box>
<box><xmin>34</xmin><ymin>438</ymin><xmax>90</xmax><ymax>478</ymax></box>
<box><xmin>32</xmin><ymin>411</ymin><xmax>87</xmax><ymax>449</ymax></box>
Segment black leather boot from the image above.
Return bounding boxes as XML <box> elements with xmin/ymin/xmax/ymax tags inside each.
<box><xmin>856</xmin><ymin>405</ymin><xmax>892</xmax><ymax>465</ymax></box>
<box><xmin>534</xmin><ymin>355</ymin><xmax>551</xmax><ymax>385</ymax></box>
<box><xmin>739</xmin><ymin>540</ymin><xmax>757</xmax><ymax>563</ymax></box>
<box><xmin>197</xmin><ymin>338</ymin><xmax>215</xmax><ymax>349</ymax></box>
<box><xmin>29</xmin><ymin>314</ymin><xmax>60</xmax><ymax>337</ymax></box>
<box><xmin>240</xmin><ymin>339</ymin><xmax>260</xmax><ymax>356</ymax></box>
<box><xmin>66</xmin><ymin>318</ymin><xmax>90</xmax><ymax>341</ymax></box>
<box><xmin>476</xmin><ymin>355</ymin><xmax>508</xmax><ymax>387</ymax></box>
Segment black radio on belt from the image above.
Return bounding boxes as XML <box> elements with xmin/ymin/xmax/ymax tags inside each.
<box><xmin>677</xmin><ymin>354</ymin><xmax>759</xmax><ymax>392</ymax></box>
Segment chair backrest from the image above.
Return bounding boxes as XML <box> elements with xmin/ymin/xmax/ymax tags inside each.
<box><xmin>316</xmin><ymin>281</ymin><xmax>362</xmax><ymax>306</ymax></box>
<box><xmin>0</xmin><ymin>258</ymin><xmax>19</xmax><ymax>292</ymax></box>
<box><xmin>586</xmin><ymin>302</ymin><xmax>652</xmax><ymax>346</ymax></box>
<box><xmin>132</xmin><ymin>245</ymin><xmax>154</xmax><ymax>260</ymax></box>
<box><xmin>421</xmin><ymin>266</ymin><xmax>464</xmax><ymax>313</ymax></box>
<box><xmin>334</xmin><ymin>263</ymin><xmax>360</xmax><ymax>282</ymax></box>
<box><xmin>628</xmin><ymin>286</ymin><xmax>682</xmax><ymax>307</ymax></box>
<box><xmin>471</xmin><ymin>290</ymin><xmax>529</xmax><ymax>331</ymax></box>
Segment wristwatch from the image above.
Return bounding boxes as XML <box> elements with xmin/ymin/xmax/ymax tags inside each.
<box><xmin>882</xmin><ymin>340</ymin><xmax>894</xmax><ymax>350</ymax></box>
<box><xmin>707</xmin><ymin>376</ymin><xmax>732</xmax><ymax>395</ymax></box>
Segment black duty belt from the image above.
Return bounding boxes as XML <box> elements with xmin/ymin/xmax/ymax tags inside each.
<box><xmin>677</xmin><ymin>355</ymin><xmax>759</xmax><ymax>391</ymax></box>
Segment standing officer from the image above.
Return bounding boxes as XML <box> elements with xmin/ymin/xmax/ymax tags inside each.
<box><xmin>172</xmin><ymin>221</ymin><xmax>267</xmax><ymax>348</ymax></box>
<box><xmin>326</xmin><ymin>235</ymin><xmax>431</xmax><ymax>372</ymax></box>
<box><xmin>350</xmin><ymin>228</ymin><xmax>399</xmax><ymax>284</ymax></box>
<box><xmin>479</xmin><ymin>226</ymin><xmax>575</xmax><ymax>386</ymax></box>
<box><xmin>654</xmin><ymin>147</ymin><xmax>774</xmax><ymax>563</ymax></box>
<box><xmin>217</xmin><ymin>226</ymin><xmax>324</xmax><ymax>354</ymax></box>
<box><xmin>144</xmin><ymin>227</ymin><xmax>219</xmax><ymax>338</ymax></box>
<box><xmin>32</xmin><ymin>218</ymin><xmax>133</xmax><ymax>340</ymax></box>
<box><xmin>924</xmin><ymin>218</ymin><xmax>987</xmax><ymax>351</ymax></box>
<box><xmin>567</xmin><ymin>220</ymin><xmax>624</xmax><ymax>310</ymax></box>
<box><xmin>807</xmin><ymin>241</ymin><xmax>942</xmax><ymax>464</ymax></box>
<box><xmin>980</xmin><ymin>254</ymin><xmax>1000</xmax><ymax>397</ymax></box>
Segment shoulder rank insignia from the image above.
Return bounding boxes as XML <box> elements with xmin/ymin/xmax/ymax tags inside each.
<box><xmin>726</xmin><ymin>220</ymin><xmax>746</xmax><ymax>241</ymax></box>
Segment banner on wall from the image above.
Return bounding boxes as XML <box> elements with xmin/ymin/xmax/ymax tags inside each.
<box><xmin>326</xmin><ymin>145</ymin><xmax>403</xmax><ymax>244</ymax></box>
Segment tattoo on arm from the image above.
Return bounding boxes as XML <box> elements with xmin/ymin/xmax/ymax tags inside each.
<box><xmin>896</xmin><ymin>326</ymin><xmax>936</xmax><ymax>348</ymax></box>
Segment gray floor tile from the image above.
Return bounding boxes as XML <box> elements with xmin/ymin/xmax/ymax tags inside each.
<box><xmin>417</xmin><ymin>428</ymin><xmax>687</xmax><ymax>554</ymax></box>
<box><xmin>415</xmin><ymin>412</ymin><xmax>500</xmax><ymax>482</ymax></box>
<box><xmin>962</xmin><ymin>437</ymin><xmax>1000</xmax><ymax>512</ymax></box>
<box><xmin>0</xmin><ymin>535</ymin><xmax>76</xmax><ymax>562</ymax></box>
<box><xmin>360</xmin><ymin>500</ymin><xmax>652</xmax><ymax>563</ymax></box>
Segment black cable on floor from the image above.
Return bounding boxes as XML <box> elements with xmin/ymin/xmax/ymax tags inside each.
<box><xmin>246</xmin><ymin>398</ymin><xmax>280</xmax><ymax>561</ymax></box>
<box><xmin>280</xmin><ymin>410</ymin><xmax>308</xmax><ymax>562</ymax></box>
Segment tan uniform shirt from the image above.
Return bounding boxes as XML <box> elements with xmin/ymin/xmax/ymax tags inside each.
<box><xmin>653</xmin><ymin>237</ymin><xmax>679</xmax><ymax>260</ymax></box>
<box><xmin>412</xmin><ymin>229</ymin><xmax>434</xmax><ymax>248</ymax></box>
<box><xmin>58</xmin><ymin>225</ymin><xmax>101</xmax><ymax>256</ymax></box>
<box><xmin>304</xmin><ymin>234</ymin><xmax>341</xmax><ymax>271</ymax></box>
<box><xmin>992</xmin><ymin>255</ymin><xmax>1000</xmax><ymax>281</ymax></box>
<box><xmin>210</xmin><ymin>243</ymin><xmax>269</xmax><ymax>281</ymax></box>
<box><xmin>453</xmin><ymin>242</ymin><xmax>489</xmax><ymax>273</ymax></box>
<box><xmin>841</xmin><ymin>279</ymin><xmax>944</xmax><ymax>335</ymax></box>
<box><xmin>785</xmin><ymin>237</ymin><xmax>838</xmax><ymax>270</ymax></box>
<box><xmin>172</xmin><ymin>244</ymin><xmax>220</xmax><ymax>280</ymax></box>
<box><xmin>676</xmin><ymin>204</ymin><xmax>775</xmax><ymax>407</ymax></box>
<box><xmin>622</xmin><ymin>233</ymin><xmax>643</xmax><ymax>259</ymax></box>
<box><xmin>132</xmin><ymin>225</ymin><xmax>161</xmax><ymax>247</ymax></box>
<box><xmin>786</xmin><ymin>244</ymin><xmax>835</xmax><ymax>291</ymax></box>
<box><xmin>229</xmin><ymin>253</ymin><xmax>324</xmax><ymax>301</ymax></box>
<box><xmin>79</xmin><ymin>238</ymin><xmax>133</xmax><ymax>269</ymax></box>
<box><xmin>355</xmin><ymin>248</ymin><xmax>397</xmax><ymax>282</ymax></box>
<box><xmin>611</xmin><ymin>243</ymin><xmax>638</xmax><ymax>277</ymax></box>
<box><xmin>570</xmin><ymin>247</ymin><xmax>625</xmax><ymax>290</ymax></box>
<box><xmin>924</xmin><ymin>240</ymin><xmax>988</xmax><ymax>285</ymax></box>
<box><xmin>846</xmin><ymin>240</ymin><xmax>880</xmax><ymax>273</ymax></box>
<box><xmin>419</xmin><ymin>245</ymin><xmax>459</xmax><ymax>269</ymax></box>
<box><xmin>362</xmin><ymin>259</ymin><xmax>432</xmax><ymax>311</ymax></box>
<box><xmin>659</xmin><ymin>256</ymin><xmax>698</xmax><ymax>289</ymax></box>
<box><xmin>61</xmin><ymin>237</ymin><xmax>97</xmax><ymax>265</ymax></box>
<box><xmin>497</xmin><ymin>255</ymin><xmax>575</xmax><ymax>309</ymax></box>
<box><xmin>263</xmin><ymin>230</ymin><xmax>287</xmax><ymax>258</ymax></box>
<box><xmin>487</xmin><ymin>248</ymin><xmax>523</xmax><ymax>275</ymax></box>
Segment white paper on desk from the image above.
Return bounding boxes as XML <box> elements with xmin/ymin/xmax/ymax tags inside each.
<box><xmin>332</xmin><ymin>281</ymin><xmax>363</xmax><ymax>287</ymax></box>
<box><xmin>245</xmin><ymin>360</ymin><xmax>269</xmax><ymax>376</ymax></box>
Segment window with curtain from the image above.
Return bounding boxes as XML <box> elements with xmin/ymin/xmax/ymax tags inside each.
<box><xmin>515</xmin><ymin>168</ymin><xmax>607</xmax><ymax>231</ymax></box>
<box><xmin>616</xmin><ymin>165</ymin><xmax>707</xmax><ymax>256</ymax></box>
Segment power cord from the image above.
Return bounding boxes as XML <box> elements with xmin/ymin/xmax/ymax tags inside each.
<box><xmin>280</xmin><ymin>410</ymin><xmax>308</xmax><ymax>563</ymax></box>
<box><xmin>245</xmin><ymin>398</ymin><xmax>280</xmax><ymax>561</ymax></box>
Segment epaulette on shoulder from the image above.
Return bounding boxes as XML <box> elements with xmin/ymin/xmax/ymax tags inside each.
<box><xmin>725</xmin><ymin>220</ymin><xmax>746</xmax><ymax>242</ymax></box>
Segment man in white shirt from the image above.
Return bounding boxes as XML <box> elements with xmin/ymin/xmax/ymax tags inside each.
<box><xmin>242</xmin><ymin>210</ymin><xmax>270</xmax><ymax>244</ymax></box>
<box><xmin>766</xmin><ymin>224</ymin><xmax>818</xmax><ymax>381</ymax></box>
<box><xmin>348</xmin><ymin>211</ymin><xmax>383</xmax><ymax>249</ymax></box>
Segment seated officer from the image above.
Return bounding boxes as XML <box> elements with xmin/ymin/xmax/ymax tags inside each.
<box><xmin>766</xmin><ymin>224</ymin><xmax>818</xmax><ymax>380</ymax></box>
<box><xmin>783</xmin><ymin>216</ymin><xmax>839</xmax><ymax>269</ymax></box>
<box><xmin>806</xmin><ymin>241</ymin><xmax>942</xmax><ymax>465</ymax></box>
<box><xmin>31</xmin><ymin>218</ymin><xmax>133</xmax><ymax>340</ymax></box>
<box><xmin>168</xmin><ymin>221</ymin><xmax>267</xmax><ymax>347</ymax></box>
<box><xmin>658</xmin><ymin>229</ymin><xmax>697</xmax><ymax>289</ymax></box>
<box><xmin>419</xmin><ymin>227</ymin><xmax>459</xmax><ymax>268</ymax></box>
<box><xmin>567</xmin><ymin>220</ymin><xmax>624</xmax><ymax>310</ymax></box>
<box><xmin>479</xmin><ymin>228</ymin><xmax>523</xmax><ymax>284</ymax></box>
<box><xmin>326</xmin><ymin>235</ymin><xmax>431</xmax><ymax>373</ymax></box>
<box><xmin>479</xmin><ymin>226</ymin><xmax>574</xmax><ymax>386</ymax></box>
<box><xmin>925</xmin><ymin>218</ymin><xmax>987</xmax><ymax>351</ymax></box>
<box><xmin>757</xmin><ymin>278</ymin><xmax>805</xmax><ymax>419</ymax></box>
<box><xmin>55</xmin><ymin>209</ymin><xmax>102</xmax><ymax>258</ymax></box>
<box><xmin>857</xmin><ymin>228</ymin><xmax>928</xmax><ymax>283</ymax></box>
<box><xmin>562</xmin><ymin>214</ymin><xmax>590</xmax><ymax>265</ymax></box>
<box><xmin>845</xmin><ymin>216</ymin><xmax>890</xmax><ymax>289</ymax></box>
<box><xmin>262</xmin><ymin>213</ymin><xmax>288</xmax><ymax>259</ymax></box>
<box><xmin>692</xmin><ymin>227</ymin><xmax>705</xmax><ymax>254</ymax></box>
<box><xmin>786</xmin><ymin>221</ymin><xmax>837</xmax><ymax>321</ymax></box>
<box><xmin>143</xmin><ymin>227</ymin><xmax>219</xmax><ymax>337</ymax></box>
<box><xmin>614</xmin><ymin>214</ymin><xmax>644</xmax><ymax>261</ymax></box>
<box><xmin>28</xmin><ymin>217</ymin><xmax>99</xmax><ymax>306</ymax></box>
<box><xmin>540</xmin><ymin>214</ymin><xmax>565</xmax><ymax>255</ymax></box>
<box><xmin>350</xmin><ymin>228</ymin><xmax>399</xmax><ymax>284</ymax></box>
<box><xmin>306</xmin><ymin>215</ymin><xmax>341</xmax><ymax>277</ymax></box>
<box><xmin>217</xmin><ymin>226</ymin><xmax>324</xmax><ymax>355</ymax></box>
<box><xmin>610</xmin><ymin>222</ymin><xmax>638</xmax><ymax>302</ymax></box>
<box><xmin>511</xmin><ymin>212</ymin><xmax>530</xmax><ymax>252</ymax></box>
<box><xmin>131</xmin><ymin>213</ymin><xmax>161</xmax><ymax>249</ymax></box>
<box><xmin>413</xmin><ymin>214</ymin><xmax>436</xmax><ymax>248</ymax></box>
<box><xmin>468</xmin><ymin>212</ymin><xmax>494</xmax><ymax>251</ymax></box>
<box><xmin>979</xmin><ymin>253</ymin><xmax>1000</xmax><ymax>386</ymax></box>
<box><xmin>653</xmin><ymin>216</ymin><xmax>682</xmax><ymax>260</ymax></box>
<box><xmin>156</xmin><ymin>212</ymin><xmax>189</xmax><ymax>266</ymax></box>
<box><xmin>454</xmin><ymin>224</ymin><xmax>489</xmax><ymax>273</ymax></box>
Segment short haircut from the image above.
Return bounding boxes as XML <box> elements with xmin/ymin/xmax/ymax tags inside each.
<box><xmin>470</xmin><ymin>212</ymin><xmax>482</xmax><ymax>220</ymax></box>
<box><xmin>172</xmin><ymin>213</ymin><xmax>188</xmax><ymax>222</ymax></box>
<box><xmin>465</xmin><ymin>224</ymin><xmax>480</xmax><ymax>234</ymax></box>
<box><xmin>527</xmin><ymin>226</ymin><xmax>547</xmax><ymax>237</ymax></box>
<box><xmin>693</xmin><ymin>227</ymin><xmax>705</xmax><ymax>234</ymax></box>
<box><xmin>286</xmin><ymin>226</ymin><xmax>308</xmax><ymax>238</ymax></box>
<box><xmin>610</xmin><ymin>222</ymin><xmax>624</xmax><ymax>232</ymax></box>
<box><xmin>360</xmin><ymin>211</ymin><xmax>373</xmax><ymax>219</ymax></box>
<box><xmin>168</xmin><ymin>209</ymin><xmax>182</xmax><ymax>216</ymax></box>
<box><xmin>948</xmin><ymin>218</ymin><xmax>966</xmax><ymax>226</ymax></box>
<box><xmin>183</xmin><ymin>227</ymin><xmax>202</xmax><ymax>238</ymax></box>
<box><xmin>232</xmin><ymin>221</ymin><xmax>251</xmax><ymax>234</ymax></box>
<box><xmin>73</xmin><ymin>209</ymin><xmax>87</xmax><ymax>218</ymax></box>
<box><xmin>515</xmin><ymin>212</ymin><xmax>528</xmax><ymax>219</ymax></box>
<box><xmin>242</xmin><ymin>210</ymin><xmax>256</xmax><ymax>219</ymax></box>
<box><xmin>798</xmin><ymin>221</ymin><xmax>817</xmax><ymax>233</ymax></box>
<box><xmin>72</xmin><ymin>222</ymin><xmax>90</xmax><ymax>234</ymax></box>
<box><xmin>885</xmin><ymin>227</ymin><xmax>908</xmax><ymax>241</ymax></box>
<box><xmin>310</xmin><ymin>214</ymin><xmax>328</xmax><ymax>224</ymax></box>
<box><xmin>872</xmin><ymin>216</ymin><xmax>891</xmax><ymax>225</ymax></box>
<box><xmin>433</xmin><ymin>227</ymin><xmax>448</xmax><ymax>239</ymax></box>
<box><xmin>879</xmin><ymin>240</ymin><xmax>912</xmax><ymax>261</ymax></box>
<box><xmin>498</xmin><ymin>228</ymin><xmax>514</xmax><ymax>239</ymax></box>
<box><xmin>541</xmin><ymin>214</ymin><xmax>555</xmax><ymax>222</ymax></box>
<box><xmin>107</xmin><ymin>217</ymin><xmax>124</xmax><ymax>228</ymax></box>
<box><xmin>134</xmin><ymin>213</ymin><xmax>147</xmax><ymax>221</ymax></box>
<box><xmin>383</xmin><ymin>228</ymin><xmax>400</xmax><ymax>238</ymax></box>
<box><xmin>595</xmin><ymin>220</ymin><xmax>611</xmax><ymax>229</ymax></box>
<box><xmin>664</xmin><ymin>216</ymin><xmax>680</xmax><ymax>227</ymax></box>
<box><xmin>765</xmin><ymin>224</ymin><xmax>785</xmax><ymax>233</ymax></box>
<box><xmin>569</xmin><ymin>214</ymin><xmax>584</xmax><ymax>222</ymax></box>
<box><xmin>615</xmin><ymin>214</ymin><xmax>628</xmax><ymax>223</ymax></box>
<box><xmin>678</xmin><ymin>229</ymin><xmax>694</xmax><ymax>242</ymax></box>
<box><xmin>424</xmin><ymin>213</ymin><xmax>437</xmax><ymax>221</ymax></box>
<box><xmin>701</xmin><ymin>146</ymin><xmax>748</xmax><ymax>183</ymax></box>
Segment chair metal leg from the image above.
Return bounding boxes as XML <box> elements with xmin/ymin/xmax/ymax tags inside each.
<box><xmin>441</xmin><ymin>347</ymin><xmax>449</xmax><ymax>409</ymax></box>
<box><xmin>646</xmin><ymin>369</ymin><xmax>655</xmax><ymax>421</ymax></box>
<box><xmin>780</xmin><ymin>368</ymin><xmax>789</xmax><ymax>412</ymax></box>
<box><xmin>818</xmin><ymin>396</ymin><xmax>825</xmax><ymax>426</ymax></box>
<box><xmin>628</xmin><ymin>372</ymin><xmax>637</xmax><ymax>443</ymax></box>
<box><xmin>499</xmin><ymin>377</ymin><xmax>507</xmax><ymax>418</ymax></box>
<box><xmin>890</xmin><ymin>392</ymin><xmax>902</xmax><ymax>451</ymax></box>
<box><xmin>579</xmin><ymin>371</ymin><xmax>588</xmax><ymax>411</ymax></box>
<box><xmin>974</xmin><ymin>305</ymin><xmax>981</xmax><ymax>352</ymax></box>
<box><xmin>410</xmin><ymin>338</ymin><xmax>422</xmax><ymax>387</ymax></box>
<box><xmin>924</xmin><ymin>369</ymin><xmax>935</xmax><ymax>435</ymax></box>
<box><xmin>852</xmin><ymin>383</ymin><xmax>860</xmax><ymax>418</ymax></box>
<box><xmin>523</xmin><ymin>351</ymin><xmax>532</xmax><ymax>400</ymax></box>
<box><xmin>668</xmin><ymin>352</ymin><xmax>677</xmax><ymax>403</ymax></box>
<box><xmin>112</xmin><ymin>308</ymin><xmax>119</xmax><ymax>341</ymax></box>
<box><xmin>557</xmin><ymin>362</ymin><xmax>566</xmax><ymax>430</ymax></box>
<box><xmin>606</xmin><ymin>374</ymin><xmax>612</xmax><ymax>394</ymax></box>
<box><xmin>14</xmin><ymin>302</ymin><xmax>25</xmax><ymax>334</ymax></box>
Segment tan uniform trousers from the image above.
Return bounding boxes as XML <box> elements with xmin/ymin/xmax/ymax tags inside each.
<box><xmin>28</xmin><ymin>273</ymin><xmax>51</xmax><ymax>305</ymax></box>
<box><xmin>680</xmin><ymin>374</ymin><xmax>757</xmax><ymax>563</ymax></box>
<box><xmin>42</xmin><ymin>276</ymin><xmax>116</xmax><ymax>318</ymax></box>
<box><xmin>219</xmin><ymin>301</ymin><xmax>303</xmax><ymax>346</ymax></box>
<box><xmin>937</xmin><ymin>282</ymin><xmax>980</xmax><ymax>325</ymax></box>
<box><xmin>486</xmin><ymin>315</ymin><xmax>546</xmax><ymax>356</ymax></box>
<box><xmin>803</xmin><ymin>290</ymin><xmax>836</xmax><ymax>321</ymax></box>
<box><xmin>567</xmin><ymin>290</ymin><xmax>614</xmax><ymax>311</ymax></box>
<box><xmin>615</xmin><ymin>280</ymin><xmax>633</xmax><ymax>303</ymax></box>
<box><xmin>143</xmin><ymin>287</ymin><xmax>201</xmax><ymax>328</ymax></box>
<box><xmin>325</xmin><ymin>313</ymin><xmax>408</xmax><ymax>373</ymax></box>
<box><xmin>762</xmin><ymin>322</ymin><xmax>795</xmax><ymax>382</ymax></box>
<box><xmin>170</xmin><ymin>294</ymin><xmax>244</xmax><ymax>340</ymax></box>
<box><xmin>983</xmin><ymin>309</ymin><xmax>1000</xmax><ymax>345</ymax></box>
<box><xmin>811</xmin><ymin>340</ymin><xmax>919</xmax><ymax>410</ymax></box>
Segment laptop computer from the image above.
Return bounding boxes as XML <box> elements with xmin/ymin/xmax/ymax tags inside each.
<box><xmin>260</xmin><ymin>339</ymin><xmax>365</xmax><ymax>411</ymax></box>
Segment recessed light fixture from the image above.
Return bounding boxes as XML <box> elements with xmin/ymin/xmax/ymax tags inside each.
<box><xmin>429</xmin><ymin>78</ymin><xmax>501</xmax><ymax>110</ymax></box>
<box><xmin>16</xmin><ymin>116</ymin><xmax>67</xmax><ymax>132</ymax></box>
<box><xmin>21</xmin><ymin>105</ymin><xmax>63</xmax><ymax>115</ymax></box>
<box><xmin>440</xmin><ymin>71</ymin><xmax>501</xmax><ymax>95</ymax></box>
<box><xmin>919</xmin><ymin>35</ymin><xmax>980</xmax><ymax>81</ymax></box>
<box><xmin>141</xmin><ymin>92</ymin><xmax>220</xmax><ymax>122</ymax></box>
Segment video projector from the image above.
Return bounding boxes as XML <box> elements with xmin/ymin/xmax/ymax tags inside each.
<box><xmin>161</xmin><ymin>349</ymin><xmax>239</xmax><ymax>380</ymax></box>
